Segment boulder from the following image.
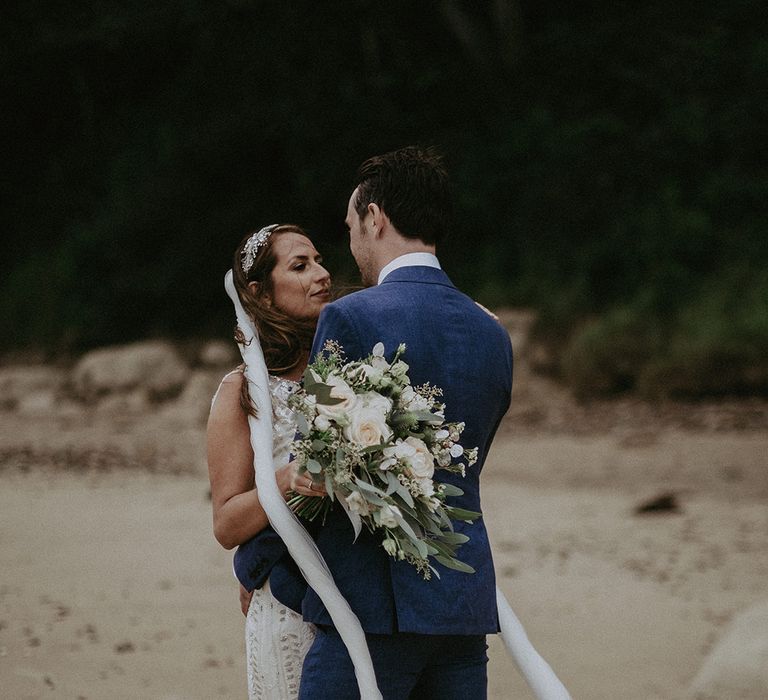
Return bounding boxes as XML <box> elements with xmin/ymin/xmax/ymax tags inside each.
<box><xmin>0</xmin><ymin>365</ymin><xmax>65</xmax><ymax>413</ymax></box>
<box><xmin>171</xmin><ymin>369</ymin><xmax>227</xmax><ymax>425</ymax></box>
<box><xmin>686</xmin><ymin>601</ymin><xmax>768</xmax><ymax>699</ymax></box>
<box><xmin>198</xmin><ymin>339</ymin><xmax>238</xmax><ymax>367</ymax></box>
<box><xmin>72</xmin><ymin>341</ymin><xmax>189</xmax><ymax>403</ymax></box>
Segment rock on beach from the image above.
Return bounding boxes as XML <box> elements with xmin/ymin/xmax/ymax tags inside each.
<box><xmin>72</xmin><ymin>340</ymin><xmax>188</xmax><ymax>403</ymax></box>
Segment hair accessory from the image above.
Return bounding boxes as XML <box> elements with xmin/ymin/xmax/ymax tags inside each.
<box><xmin>241</xmin><ymin>224</ymin><xmax>279</xmax><ymax>274</ymax></box>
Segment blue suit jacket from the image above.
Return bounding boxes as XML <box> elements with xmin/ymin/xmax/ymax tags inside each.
<box><xmin>274</xmin><ymin>265</ymin><xmax>513</xmax><ymax>635</ymax></box>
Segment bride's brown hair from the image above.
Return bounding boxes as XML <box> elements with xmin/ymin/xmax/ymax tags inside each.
<box><xmin>232</xmin><ymin>224</ymin><xmax>320</xmax><ymax>415</ymax></box>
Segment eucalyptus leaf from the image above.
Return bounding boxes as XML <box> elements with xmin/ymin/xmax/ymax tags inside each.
<box><xmin>295</xmin><ymin>413</ymin><xmax>309</xmax><ymax>436</ymax></box>
<box><xmin>394</xmin><ymin>514</ymin><xmax>421</xmax><ymax>543</ymax></box>
<box><xmin>384</xmin><ymin>471</ymin><xmax>399</xmax><ymax>495</ymax></box>
<box><xmin>446</xmin><ymin>507</ymin><xmax>481</xmax><ymax>522</ymax></box>
<box><xmin>439</xmin><ymin>532</ymin><xmax>470</xmax><ymax>545</ymax></box>
<box><xmin>393</xmin><ymin>481</ymin><xmax>414</xmax><ymax>507</ymax></box>
<box><xmin>440</xmin><ymin>483</ymin><xmax>464</xmax><ymax>497</ymax></box>
<box><xmin>434</xmin><ymin>555</ymin><xmax>476</xmax><ymax>574</ymax></box>
<box><xmin>306</xmin><ymin>459</ymin><xmax>323</xmax><ymax>474</ymax></box>
<box><xmin>355</xmin><ymin>479</ymin><xmax>386</xmax><ymax>498</ymax></box>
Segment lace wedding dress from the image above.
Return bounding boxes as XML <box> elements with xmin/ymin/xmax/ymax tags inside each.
<box><xmin>214</xmin><ymin>371</ymin><xmax>316</xmax><ymax>700</ymax></box>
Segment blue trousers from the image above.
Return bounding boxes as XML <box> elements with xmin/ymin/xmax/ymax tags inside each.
<box><xmin>298</xmin><ymin>627</ymin><xmax>488</xmax><ymax>699</ymax></box>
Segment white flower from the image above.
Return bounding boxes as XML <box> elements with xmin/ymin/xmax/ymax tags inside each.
<box><xmin>382</xmin><ymin>538</ymin><xmax>397</xmax><ymax>556</ymax></box>
<box><xmin>344</xmin><ymin>405</ymin><xmax>392</xmax><ymax>447</ymax></box>
<box><xmin>383</xmin><ymin>439</ymin><xmax>416</xmax><ymax>461</ymax></box>
<box><xmin>372</xmin><ymin>342</ymin><xmax>385</xmax><ymax>357</ymax></box>
<box><xmin>449</xmin><ymin>444</ymin><xmax>464</xmax><ymax>458</ymax></box>
<box><xmin>418</xmin><ymin>477</ymin><xmax>435</xmax><ymax>497</ymax></box>
<box><xmin>403</xmin><ymin>436</ymin><xmax>435</xmax><ymax>480</ymax></box>
<box><xmin>379</xmin><ymin>457</ymin><xmax>397</xmax><ymax>471</ymax></box>
<box><xmin>345</xmin><ymin>491</ymin><xmax>370</xmax><ymax>516</ymax></box>
<box><xmin>378</xmin><ymin>503</ymin><xmax>402</xmax><ymax>528</ymax></box>
<box><xmin>314</xmin><ymin>414</ymin><xmax>331</xmax><ymax>431</ymax></box>
<box><xmin>435</xmin><ymin>429</ymin><xmax>449</xmax><ymax>440</ymax></box>
<box><xmin>360</xmin><ymin>391</ymin><xmax>392</xmax><ymax>416</ymax></box>
<box><xmin>360</xmin><ymin>363</ymin><xmax>384</xmax><ymax>385</ymax></box>
<box><xmin>405</xmin><ymin>391</ymin><xmax>430</xmax><ymax>412</ymax></box>
<box><xmin>390</xmin><ymin>360</ymin><xmax>409</xmax><ymax>378</ymax></box>
<box><xmin>316</xmin><ymin>374</ymin><xmax>358</xmax><ymax>419</ymax></box>
<box><xmin>371</xmin><ymin>355</ymin><xmax>389</xmax><ymax>371</ymax></box>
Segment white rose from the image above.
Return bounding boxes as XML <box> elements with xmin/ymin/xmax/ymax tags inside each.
<box><xmin>360</xmin><ymin>391</ymin><xmax>392</xmax><ymax>417</ymax></box>
<box><xmin>403</xmin><ymin>436</ymin><xmax>435</xmax><ymax>480</ymax></box>
<box><xmin>345</xmin><ymin>491</ymin><xmax>370</xmax><ymax>515</ymax></box>
<box><xmin>378</xmin><ymin>503</ymin><xmax>402</xmax><ymax>528</ymax></box>
<box><xmin>344</xmin><ymin>406</ymin><xmax>392</xmax><ymax>447</ymax></box>
<box><xmin>316</xmin><ymin>374</ymin><xmax>358</xmax><ymax>419</ymax></box>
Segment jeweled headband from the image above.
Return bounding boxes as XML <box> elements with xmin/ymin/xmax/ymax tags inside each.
<box><xmin>241</xmin><ymin>224</ymin><xmax>280</xmax><ymax>274</ymax></box>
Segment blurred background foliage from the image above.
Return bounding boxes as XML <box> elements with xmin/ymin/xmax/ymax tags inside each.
<box><xmin>2</xmin><ymin>0</ymin><xmax>767</xmax><ymax>397</ymax></box>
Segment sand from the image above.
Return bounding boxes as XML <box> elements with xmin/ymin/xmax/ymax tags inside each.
<box><xmin>2</xmin><ymin>333</ymin><xmax>767</xmax><ymax>699</ymax></box>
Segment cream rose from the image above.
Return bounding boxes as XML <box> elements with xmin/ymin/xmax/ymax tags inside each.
<box><xmin>344</xmin><ymin>405</ymin><xmax>392</xmax><ymax>447</ymax></box>
<box><xmin>315</xmin><ymin>374</ymin><xmax>358</xmax><ymax>419</ymax></box>
<box><xmin>403</xmin><ymin>436</ymin><xmax>435</xmax><ymax>480</ymax></box>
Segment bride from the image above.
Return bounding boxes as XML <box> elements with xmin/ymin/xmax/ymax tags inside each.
<box><xmin>207</xmin><ymin>223</ymin><xmax>331</xmax><ymax>699</ymax></box>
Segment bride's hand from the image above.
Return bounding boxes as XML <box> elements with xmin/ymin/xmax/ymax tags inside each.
<box><xmin>288</xmin><ymin>463</ymin><xmax>327</xmax><ymax>498</ymax></box>
<box><xmin>239</xmin><ymin>583</ymin><xmax>253</xmax><ymax>617</ymax></box>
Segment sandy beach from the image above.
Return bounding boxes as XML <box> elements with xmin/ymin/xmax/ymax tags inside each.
<box><xmin>2</xmin><ymin>328</ymin><xmax>767</xmax><ymax>699</ymax></box>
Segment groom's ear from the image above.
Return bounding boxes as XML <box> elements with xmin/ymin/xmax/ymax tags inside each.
<box><xmin>367</xmin><ymin>202</ymin><xmax>388</xmax><ymax>237</ymax></box>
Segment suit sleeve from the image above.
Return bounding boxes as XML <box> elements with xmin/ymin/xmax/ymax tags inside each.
<box><xmin>310</xmin><ymin>301</ymin><xmax>364</xmax><ymax>361</ymax></box>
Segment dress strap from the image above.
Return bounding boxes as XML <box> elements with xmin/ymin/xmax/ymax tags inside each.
<box><xmin>210</xmin><ymin>367</ymin><xmax>244</xmax><ymax>409</ymax></box>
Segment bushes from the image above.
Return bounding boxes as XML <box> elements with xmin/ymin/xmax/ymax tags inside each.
<box><xmin>556</xmin><ymin>268</ymin><xmax>768</xmax><ymax>398</ymax></box>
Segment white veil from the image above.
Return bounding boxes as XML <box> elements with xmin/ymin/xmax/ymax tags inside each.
<box><xmin>225</xmin><ymin>270</ymin><xmax>382</xmax><ymax>699</ymax></box>
<box><xmin>225</xmin><ymin>269</ymin><xmax>571</xmax><ymax>700</ymax></box>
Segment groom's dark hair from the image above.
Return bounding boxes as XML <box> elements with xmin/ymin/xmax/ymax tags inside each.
<box><xmin>354</xmin><ymin>146</ymin><xmax>451</xmax><ymax>245</ymax></box>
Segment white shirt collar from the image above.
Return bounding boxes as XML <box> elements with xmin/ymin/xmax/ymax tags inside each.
<box><xmin>377</xmin><ymin>252</ymin><xmax>441</xmax><ymax>285</ymax></box>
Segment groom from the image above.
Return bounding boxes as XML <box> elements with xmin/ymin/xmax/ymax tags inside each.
<box><xmin>289</xmin><ymin>147</ymin><xmax>513</xmax><ymax>698</ymax></box>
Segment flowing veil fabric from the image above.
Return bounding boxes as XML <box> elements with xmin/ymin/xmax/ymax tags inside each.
<box><xmin>225</xmin><ymin>271</ymin><xmax>382</xmax><ymax>700</ymax></box>
<box><xmin>225</xmin><ymin>270</ymin><xmax>571</xmax><ymax>700</ymax></box>
<box><xmin>496</xmin><ymin>588</ymin><xmax>572</xmax><ymax>699</ymax></box>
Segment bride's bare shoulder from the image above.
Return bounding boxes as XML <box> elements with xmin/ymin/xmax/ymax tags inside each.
<box><xmin>219</xmin><ymin>365</ymin><xmax>245</xmax><ymax>387</ymax></box>
<box><xmin>210</xmin><ymin>366</ymin><xmax>245</xmax><ymax>413</ymax></box>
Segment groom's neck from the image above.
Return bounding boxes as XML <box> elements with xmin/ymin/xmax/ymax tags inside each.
<box><xmin>376</xmin><ymin>239</ymin><xmax>436</xmax><ymax>271</ymax></box>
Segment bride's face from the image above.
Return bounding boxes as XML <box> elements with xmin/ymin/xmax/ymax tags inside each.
<box><xmin>262</xmin><ymin>233</ymin><xmax>331</xmax><ymax>320</ymax></box>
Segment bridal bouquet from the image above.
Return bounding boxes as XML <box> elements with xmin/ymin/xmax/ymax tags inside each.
<box><xmin>287</xmin><ymin>340</ymin><xmax>480</xmax><ymax>580</ymax></box>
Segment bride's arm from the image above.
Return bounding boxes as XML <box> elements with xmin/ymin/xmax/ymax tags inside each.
<box><xmin>206</xmin><ymin>373</ymin><xmax>293</xmax><ymax>549</ymax></box>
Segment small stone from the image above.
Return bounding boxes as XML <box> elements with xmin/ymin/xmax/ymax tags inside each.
<box><xmin>634</xmin><ymin>492</ymin><xmax>681</xmax><ymax>516</ymax></box>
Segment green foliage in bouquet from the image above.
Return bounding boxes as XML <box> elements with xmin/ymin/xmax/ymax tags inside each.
<box><xmin>288</xmin><ymin>341</ymin><xmax>480</xmax><ymax>579</ymax></box>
